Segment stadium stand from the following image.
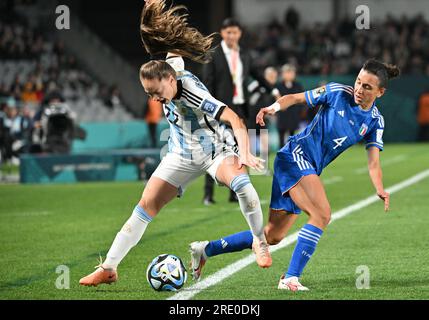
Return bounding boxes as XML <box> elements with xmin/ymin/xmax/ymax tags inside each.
<box><xmin>0</xmin><ymin>18</ymin><xmax>134</xmax><ymax>123</ymax></box>
<box><xmin>245</xmin><ymin>14</ymin><xmax>429</xmax><ymax>76</ymax></box>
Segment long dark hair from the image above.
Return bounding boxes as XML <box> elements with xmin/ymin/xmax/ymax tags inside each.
<box><xmin>363</xmin><ymin>59</ymin><xmax>400</xmax><ymax>88</ymax></box>
<box><xmin>140</xmin><ymin>1</ymin><xmax>216</xmax><ymax>63</ymax></box>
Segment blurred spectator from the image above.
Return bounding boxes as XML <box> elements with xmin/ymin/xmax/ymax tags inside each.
<box><xmin>0</xmin><ymin>17</ymin><xmax>131</xmax><ymax>126</ymax></box>
<box><xmin>247</xmin><ymin>14</ymin><xmax>429</xmax><ymax>76</ymax></box>
<box><xmin>247</xmin><ymin>66</ymin><xmax>280</xmax><ymax>155</ymax></box>
<box><xmin>417</xmin><ymin>87</ymin><xmax>429</xmax><ymax>141</ymax></box>
<box><xmin>21</xmin><ymin>81</ymin><xmax>39</xmax><ymax>103</ymax></box>
<box><xmin>284</xmin><ymin>7</ymin><xmax>300</xmax><ymax>31</ymax></box>
<box><xmin>1</xmin><ymin>97</ymin><xmax>32</xmax><ymax>163</ymax></box>
<box><xmin>31</xmin><ymin>102</ymin><xmax>86</xmax><ymax>154</ymax></box>
<box><xmin>0</xmin><ymin>100</ymin><xmax>7</xmax><ymax>162</ymax></box>
<box><xmin>144</xmin><ymin>98</ymin><xmax>162</xmax><ymax>148</ymax></box>
<box><xmin>202</xmin><ymin>17</ymin><xmax>252</xmax><ymax>204</ymax></box>
<box><xmin>275</xmin><ymin>64</ymin><xmax>305</xmax><ymax>146</ymax></box>
<box><xmin>106</xmin><ymin>85</ymin><xmax>123</xmax><ymax>109</ymax></box>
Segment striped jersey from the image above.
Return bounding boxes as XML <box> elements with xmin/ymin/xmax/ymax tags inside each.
<box><xmin>281</xmin><ymin>82</ymin><xmax>385</xmax><ymax>174</ymax></box>
<box><xmin>164</xmin><ymin>57</ymin><xmax>232</xmax><ymax>162</ymax></box>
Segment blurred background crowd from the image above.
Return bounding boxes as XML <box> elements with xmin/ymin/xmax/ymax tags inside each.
<box><xmin>1</xmin><ymin>0</ymin><xmax>428</xmax><ymax>176</ymax></box>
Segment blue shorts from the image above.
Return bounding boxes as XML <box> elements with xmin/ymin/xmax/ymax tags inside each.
<box><xmin>269</xmin><ymin>142</ymin><xmax>317</xmax><ymax>214</ymax></box>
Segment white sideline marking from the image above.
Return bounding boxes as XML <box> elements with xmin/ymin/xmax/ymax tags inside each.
<box><xmin>3</xmin><ymin>211</ymin><xmax>52</xmax><ymax>217</ymax></box>
<box><xmin>322</xmin><ymin>176</ymin><xmax>343</xmax><ymax>185</ymax></box>
<box><xmin>169</xmin><ymin>169</ymin><xmax>429</xmax><ymax>300</ymax></box>
<box><xmin>354</xmin><ymin>155</ymin><xmax>408</xmax><ymax>174</ymax></box>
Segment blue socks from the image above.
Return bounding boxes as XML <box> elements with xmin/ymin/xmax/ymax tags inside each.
<box><xmin>205</xmin><ymin>230</ymin><xmax>253</xmax><ymax>257</ymax></box>
<box><xmin>203</xmin><ymin>223</ymin><xmax>324</xmax><ymax>279</ymax></box>
<box><xmin>286</xmin><ymin>224</ymin><xmax>323</xmax><ymax>278</ymax></box>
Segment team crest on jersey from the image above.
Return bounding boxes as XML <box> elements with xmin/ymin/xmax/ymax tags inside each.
<box><xmin>359</xmin><ymin>123</ymin><xmax>368</xmax><ymax>136</ymax></box>
<box><xmin>201</xmin><ymin>99</ymin><xmax>217</xmax><ymax>115</ymax></box>
<box><xmin>312</xmin><ymin>86</ymin><xmax>326</xmax><ymax>99</ymax></box>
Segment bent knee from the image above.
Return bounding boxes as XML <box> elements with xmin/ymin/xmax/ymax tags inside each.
<box><xmin>230</xmin><ymin>174</ymin><xmax>252</xmax><ymax>194</ymax></box>
<box><xmin>314</xmin><ymin>207</ymin><xmax>331</xmax><ymax>227</ymax></box>
<box><xmin>138</xmin><ymin>197</ymin><xmax>161</xmax><ymax>216</ymax></box>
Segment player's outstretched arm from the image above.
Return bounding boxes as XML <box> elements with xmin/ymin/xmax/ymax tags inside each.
<box><xmin>367</xmin><ymin>146</ymin><xmax>390</xmax><ymax>212</ymax></box>
<box><xmin>256</xmin><ymin>92</ymin><xmax>306</xmax><ymax>126</ymax></box>
<box><xmin>220</xmin><ymin>107</ymin><xmax>265</xmax><ymax>172</ymax></box>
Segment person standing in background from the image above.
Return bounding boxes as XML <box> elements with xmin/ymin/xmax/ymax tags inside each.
<box><xmin>417</xmin><ymin>87</ymin><xmax>429</xmax><ymax>141</ymax></box>
<box><xmin>144</xmin><ymin>98</ymin><xmax>163</xmax><ymax>148</ymax></box>
<box><xmin>275</xmin><ymin>64</ymin><xmax>305</xmax><ymax>147</ymax></box>
<box><xmin>247</xmin><ymin>66</ymin><xmax>280</xmax><ymax>156</ymax></box>
<box><xmin>202</xmin><ymin>18</ymin><xmax>260</xmax><ymax>205</ymax></box>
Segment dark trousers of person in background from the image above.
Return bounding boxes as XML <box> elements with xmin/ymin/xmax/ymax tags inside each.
<box><xmin>278</xmin><ymin>129</ymin><xmax>296</xmax><ymax>148</ymax></box>
<box><xmin>203</xmin><ymin>103</ymin><xmax>248</xmax><ymax>204</ymax></box>
<box><xmin>418</xmin><ymin>124</ymin><xmax>429</xmax><ymax>141</ymax></box>
<box><xmin>148</xmin><ymin>123</ymin><xmax>158</xmax><ymax>148</ymax></box>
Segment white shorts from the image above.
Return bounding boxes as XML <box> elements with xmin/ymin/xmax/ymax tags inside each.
<box><xmin>151</xmin><ymin>148</ymin><xmax>238</xmax><ymax>197</ymax></box>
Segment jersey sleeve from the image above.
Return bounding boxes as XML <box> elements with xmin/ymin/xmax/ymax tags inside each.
<box><xmin>304</xmin><ymin>82</ymin><xmax>353</xmax><ymax>108</ymax></box>
<box><xmin>364</xmin><ymin>116</ymin><xmax>385</xmax><ymax>151</ymax></box>
<box><xmin>304</xmin><ymin>83</ymin><xmax>330</xmax><ymax>108</ymax></box>
<box><xmin>181</xmin><ymin>76</ymin><xmax>227</xmax><ymax>121</ymax></box>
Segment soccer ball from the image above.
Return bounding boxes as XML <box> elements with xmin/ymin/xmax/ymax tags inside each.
<box><xmin>146</xmin><ymin>254</ymin><xmax>187</xmax><ymax>291</ymax></box>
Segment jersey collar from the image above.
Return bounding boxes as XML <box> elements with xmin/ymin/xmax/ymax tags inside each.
<box><xmin>357</xmin><ymin>101</ymin><xmax>376</xmax><ymax>113</ymax></box>
<box><xmin>173</xmin><ymin>79</ymin><xmax>183</xmax><ymax>100</ymax></box>
<box><xmin>352</xmin><ymin>96</ymin><xmax>375</xmax><ymax>112</ymax></box>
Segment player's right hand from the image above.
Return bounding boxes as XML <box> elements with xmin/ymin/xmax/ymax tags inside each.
<box><xmin>377</xmin><ymin>190</ymin><xmax>390</xmax><ymax>212</ymax></box>
<box><xmin>256</xmin><ymin>107</ymin><xmax>276</xmax><ymax>127</ymax></box>
<box><xmin>239</xmin><ymin>153</ymin><xmax>265</xmax><ymax>172</ymax></box>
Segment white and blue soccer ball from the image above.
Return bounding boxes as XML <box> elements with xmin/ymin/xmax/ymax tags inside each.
<box><xmin>146</xmin><ymin>254</ymin><xmax>187</xmax><ymax>291</ymax></box>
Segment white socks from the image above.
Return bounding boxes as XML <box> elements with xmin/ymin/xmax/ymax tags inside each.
<box><xmin>231</xmin><ymin>174</ymin><xmax>266</xmax><ymax>243</ymax></box>
<box><xmin>103</xmin><ymin>206</ymin><xmax>152</xmax><ymax>270</ymax></box>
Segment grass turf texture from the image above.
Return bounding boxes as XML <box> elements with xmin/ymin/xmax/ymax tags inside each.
<box><xmin>0</xmin><ymin>143</ymin><xmax>428</xmax><ymax>300</ymax></box>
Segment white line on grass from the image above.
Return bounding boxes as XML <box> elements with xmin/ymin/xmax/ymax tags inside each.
<box><xmin>169</xmin><ymin>168</ymin><xmax>429</xmax><ymax>300</ymax></box>
<box><xmin>354</xmin><ymin>154</ymin><xmax>408</xmax><ymax>174</ymax></box>
<box><xmin>322</xmin><ymin>176</ymin><xmax>343</xmax><ymax>185</ymax></box>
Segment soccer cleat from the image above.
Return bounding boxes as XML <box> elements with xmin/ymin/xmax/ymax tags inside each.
<box><xmin>203</xmin><ymin>197</ymin><xmax>216</xmax><ymax>206</ymax></box>
<box><xmin>189</xmin><ymin>241</ymin><xmax>209</xmax><ymax>281</ymax></box>
<box><xmin>79</xmin><ymin>257</ymin><xmax>118</xmax><ymax>287</ymax></box>
<box><xmin>252</xmin><ymin>238</ymin><xmax>272</xmax><ymax>268</ymax></box>
<box><xmin>277</xmin><ymin>275</ymin><xmax>309</xmax><ymax>291</ymax></box>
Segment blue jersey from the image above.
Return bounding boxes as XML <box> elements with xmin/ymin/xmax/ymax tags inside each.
<box><xmin>280</xmin><ymin>82</ymin><xmax>385</xmax><ymax>174</ymax></box>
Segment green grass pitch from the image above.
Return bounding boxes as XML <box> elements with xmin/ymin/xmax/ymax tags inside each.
<box><xmin>1</xmin><ymin>143</ymin><xmax>428</xmax><ymax>300</ymax></box>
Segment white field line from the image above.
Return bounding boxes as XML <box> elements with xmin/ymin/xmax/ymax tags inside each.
<box><xmin>169</xmin><ymin>168</ymin><xmax>429</xmax><ymax>300</ymax></box>
<box><xmin>354</xmin><ymin>154</ymin><xmax>408</xmax><ymax>175</ymax></box>
<box><xmin>322</xmin><ymin>176</ymin><xmax>344</xmax><ymax>185</ymax></box>
<box><xmin>2</xmin><ymin>211</ymin><xmax>52</xmax><ymax>217</ymax></box>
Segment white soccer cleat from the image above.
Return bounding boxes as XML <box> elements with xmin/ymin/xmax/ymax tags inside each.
<box><xmin>189</xmin><ymin>241</ymin><xmax>209</xmax><ymax>281</ymax></box>
<box><xmin>278</xmin><ymin>275</ymin><xmax>309</xmax><ymax>291</ymax></box>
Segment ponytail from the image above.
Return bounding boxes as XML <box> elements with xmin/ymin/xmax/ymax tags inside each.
<box><xmin>140</xmin><ymin>1</ymin><xmax>216</xmax><ymax>63</ymax></box>
<box><xmin>362</xmin><ymin>59</ymin><xmax>400</xmax><ymax>88</ymax></box>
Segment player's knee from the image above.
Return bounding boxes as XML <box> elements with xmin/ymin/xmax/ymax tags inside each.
<box><xmin>308</xmin><ymin>205</ymin><xmax>331</xmax><ymax>227</ymax></box>
<box><xmin>138</xmin><ymin>197</ymin><xmax>160</xmax><ymax>216</ymax></box>
<box><xmin>319</xmin><ymin>207</ymin><xmax>331</xmax><ymax>226</ymax></box>
<box><xmin>230</xmin><ymin>174</ymin><xmax>252</xmax><ymax>195</ymax></box>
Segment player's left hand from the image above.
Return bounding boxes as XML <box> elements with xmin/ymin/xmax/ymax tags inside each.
<box><xmin>377</xmin><ymin>190</ymin><xmax>390</xmax><ymax>212</ymax></box>
<box><xmin>239</xmin><ymin>153</ymin><xmax>265</xmax><ymax>172</ymax></box>
<box><xmin>256</xmin><ymin>107</ymin><xmax>276</xmax><ymax>127</ymax></box>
